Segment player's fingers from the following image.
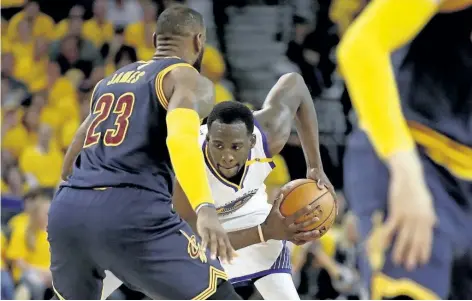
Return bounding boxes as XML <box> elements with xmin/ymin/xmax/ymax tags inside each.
<box><xmin>382</xmin><ymin>215</ymin><xmax>400</xmax><ymax>247</ymax></box>
<box><xmin>200</xmin><ymin>229</ymin><xmax>210</xmax><ymax>252</ymax></box>
<box><xmin>294</xmin><ymin>215</ymin><xmax>321</xmax><ymax>232</ymax></box>
<box><xmin>225</xmin><ymin>237</ymin><xmax>236</xmax><ymax>264</ymax></box>
<box><xmin>419</xmin><ymin>223</ymin><xmax>434</xmax><ymax>266</ymax></box>
<box><xmin>291</xmin><ymin>203</ymin><xmax>318</xmax><ymax>222</ymax></box>
<box><xmin>392</xmin><ymin>219</ymin><xmax>413</xmax><ymax>267</ymax></box>
<box><xmin>294</xmin><ymin>229</ymin><xmax>321</xmax><ymax>241</ymax></box>
<box><xmin>405</xmin><ymin>220</ymin><xmax>424</xmax><ymax>271</ymax></box>
<box><xmin>209</xmin><ymin>231</ymin><xmax>218</xmax><ymax>260</ymax></box>
<box><xmin>217</xmin><ymin>236</ymin><xmax>228</xmax><ymax>264</ymax></box>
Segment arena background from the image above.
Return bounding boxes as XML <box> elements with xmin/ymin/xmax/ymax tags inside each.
<box><xmin>1</xmin><ymin>0</ymin><xmax>470</xmax><ymax>300</ymax></box>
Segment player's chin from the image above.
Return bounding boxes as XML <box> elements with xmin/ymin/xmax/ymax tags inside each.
<box><xmin>218</xmin><ymin>165</ymin><xmax>239</xmax><ymax>178</ymax></box>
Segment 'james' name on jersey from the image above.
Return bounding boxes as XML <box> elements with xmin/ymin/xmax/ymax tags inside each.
<box><xmin>65</xmin><ymin>57</ymin><xmax>189</xmax><ymax>197</ymax></box>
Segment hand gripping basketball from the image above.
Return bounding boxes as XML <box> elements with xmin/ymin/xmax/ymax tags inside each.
<box><xmin>261</xmin><ymin>192</ymin><xmax>322</xmax><ymax>244</ymax></box>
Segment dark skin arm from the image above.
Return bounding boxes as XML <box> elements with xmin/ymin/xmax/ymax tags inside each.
<box><xmin>61</xmin><ymin>115</ymin><xmax>91</xmax><ymax>181</ymax></box>
<box><xmin>254</xmin><ymin>73</ymin><xmax>336</xmax><ymax>204</ymax></box>
<box><xmin>173</xmin><ymin>180</ymin><xmax>321</xmax><ymax>250</ymax></box>
<box><xmin>254</xmin><ymin>72</ymin><xmax>321</xmax><ymax>167</ymax></box>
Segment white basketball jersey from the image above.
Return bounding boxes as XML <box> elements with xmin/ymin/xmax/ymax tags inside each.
<box><xmin>198</xmin><ymin>123</ymin><xmax>275</xmax><ymax>232</ymax></box>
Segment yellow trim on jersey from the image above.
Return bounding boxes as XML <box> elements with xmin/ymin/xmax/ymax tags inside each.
<box><xmin>409</xmin><ymin>122</ymin><xmax>472</xmax><ymax>180</ymax></box>
<box><xmin>88</xmin><ymin>79</ymin><xmax>104</xmax><ymax>114</ymax></box>
<box><xmin>371</xmin><ymin>272</ymin><xmax>440</xmax><ymax>300</ymax></box>
<box><xmin>52</xmin><ymin>283</ymin><xmax>66</xmax><ymax>300</ymax></box>
<box><xmin>246</xmin><ymin>157</ymin><xmax>274</xmax><ymax>165</ymax></box>
<box><xmin>191</xmin><ymin>266</ymin><xmax>228</xmax><ymax>300</ymax></box>
<box><xmin>155</xmin><ymin>63</ymin><xmax>198</xmax><ymax>110</ymax></box>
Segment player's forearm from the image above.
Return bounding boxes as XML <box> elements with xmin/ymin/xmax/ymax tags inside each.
<box><xmin>166</xmin><ymin>109</ymin><xmax>214</xmax><ymax>211</ymax></box>
<box><xmin>61</xmin><ymin>116</ymin><xmax>90</xmax><ymax>180</ymax></box>
<box><xmin>337</xmin><ymin>0</ymin><xmax>438</xmax><ymax>159</ymax></box>
<box><xmin>227</xmin><ymin>226</ymin><xmax>268</xmax><ymax>250</ymax></box>
<box><xmin>293</xmin><ymin>76</ymin><xmax>323</xmax><ymax>170</ymax></box>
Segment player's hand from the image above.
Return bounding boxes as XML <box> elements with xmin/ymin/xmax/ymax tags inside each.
<box><xmin>196</xmin><ymin>205</ymin><xmax>237</xmax><ymax>264</ymax></box>
<box><xmin>384</xmin><ymin>151</ymin><xmax>437</xmax><ymax>271</ymax></box>
<box><xmin>262</xmin><ymin>192</ymin><xmax>322</xmax><ymax>243</ymax></box>
<box><xmin>306</xmin><ymin>167</ymin><xmax>338</xmax><ymax>214</ymax></box>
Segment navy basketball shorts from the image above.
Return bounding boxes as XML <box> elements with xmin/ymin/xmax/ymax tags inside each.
<box><xmin>48</xmin><ymin>186</ymin><xmax>227</xmax><ymax>300</ymax></box>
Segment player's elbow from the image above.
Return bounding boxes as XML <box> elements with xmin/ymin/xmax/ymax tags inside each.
<box><xmin>279</xmin><ymin>72</ymin><xmax>305</xmax><ymax>88</ymax></box>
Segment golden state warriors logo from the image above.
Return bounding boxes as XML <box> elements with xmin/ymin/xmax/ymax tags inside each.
<box><xmin>216</xmin><ymin>189</ymin><xmax>258</xmax><ymax>216</ymax></box>
<box><xmin>180</xmin><ymin>230</ymin><xmax>207</xmax><ymax>263</ymax></box>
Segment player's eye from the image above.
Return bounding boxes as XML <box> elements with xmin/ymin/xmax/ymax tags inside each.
<box><xmin>216</xmin><ymin>144</ymin><xmax>223</xmax><ymax>150</ymax></box>
<box><xmin>233</xmin><ymin>145</ymin><xmax>241</xmax><ymax>151</ymax></box>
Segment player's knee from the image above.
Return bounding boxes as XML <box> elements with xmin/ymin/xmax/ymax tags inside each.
<box><xmin>208</xmin><ymin>280</ymin><xmax>242</xmax><ymax>300</ymax></box>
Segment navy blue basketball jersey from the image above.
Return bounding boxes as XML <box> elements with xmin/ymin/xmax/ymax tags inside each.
<box><xmin>65</xmin><ymin>57</ymin><xmax>194</xmax><ymax>197</ymax></box>
<box><xmin>393</xmin><ymin>7</ymin><xmax>472</xmax><ymax>146</ymax></box>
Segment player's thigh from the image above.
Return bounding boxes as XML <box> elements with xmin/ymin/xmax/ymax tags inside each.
<box><xmin>108</xmin><ymin>221</ymin><xmax>228</xmax><ymax>300</ymax></box>
<box><xmin>48</xmin><ymin>187</ymin><xmax>105</xmax><ymax>299</ymax></box>
<box><xmin>345</xmin><ymin>130</ymin><xmax>455</xmax><ymax>299</ymax></box>
<box><xmin>254</xmin><ymin>273</ymin><xmax>300</xmax><ymax>300</ymax></box>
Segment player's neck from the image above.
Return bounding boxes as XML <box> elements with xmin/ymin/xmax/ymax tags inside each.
<box><xmin>154</xmin><ymin>41</ymin><xmax>191</xmax><ymax>63</ymax></box>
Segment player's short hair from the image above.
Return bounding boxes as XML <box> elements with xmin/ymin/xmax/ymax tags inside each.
<box><xmin>155</xmin><ymin>5</ymin><xmax>204</xmax><ymax>37</ymax></box>
<box><xmin>207</xmin><ymin>101</ymin><xmax>254</xmax><ymax>135</ymax></box>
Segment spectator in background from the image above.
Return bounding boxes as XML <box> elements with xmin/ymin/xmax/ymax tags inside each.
<box><xmin>1</xmin><ymin>229</ymin><xmax>15</xmax><ymax>300</ymax></box>
<box><xmin>53</xmin><ymin>5</ymin><xmax>85</xmax><ymax>41</ymax></box>
<box><xmin>0</xmin><ymin>149</ymin><xmax>27</xmax><ymax>198</ymax></box>
<box><xmin>124</xmin><ymin>0</ymin><xmax>158</xmax><ymax>60</ymax></box>
<box><xmin>102</xmin><ymin>28</ymin><xmax>138</xmax><ymax>76</ymax></box>
<box><xmin>329</xmin><ymin>0</ymin><xmax>367</xmax><ymax>37</ymax></box>
<box><xmin>10</xmin><ymin>19</ymin><xmax>34</xmax><ymax>62</ymax></box>
<box><xmin>7</xmin><ymin>195</ymin><xmax>52</xmax><ymax>300</ymax></box>
<box><xmin>15</xmin><ymin>37</ymin><xmax>50</xmax><ymax>92</ymax></box>
<box><xmin>19</xmin><ymin>124</ymin><xmax>63</xmax><ymax>189</ymax></box>
<box><xmin>1</xmin><ymin>52</ymin><xmax>30</xmax><ymax>108</ymax></box>
<box><xmin>82</xmin><ymin>0</ymin><xmax>114</xmax><ymax>49</ymax></box>
<box><xmin>45</xmin><ymin>61</ymin><xmax>80</xmax><ymax>127</ymax></box>
<box><xmin>201</xmin><ymin>44</ymin><xmax>234</xmax><ymax>104</ymax></box>
<box><xmin>50</xmin><ymin>33</ymin><xmax>102</xmax><ymax>79</ymax></box>
<box><xmin>6</xmin><ymin>0</ymin><xmax>55</xmax><ymax>41</ymax></box>
<box><xmin>107</xmin><ymin>0</ymin><xmax>143</xmax><ymax>29</ymax></box>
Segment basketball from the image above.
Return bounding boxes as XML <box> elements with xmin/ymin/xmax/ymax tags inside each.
<box><xmin>279</xmin><ymin>178</ymin><xmax>336</xmax><ymax>237</ymax></box>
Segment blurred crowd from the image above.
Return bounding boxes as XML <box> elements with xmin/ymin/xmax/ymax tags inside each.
<box><xmin>1</xmin><ymin>0</ymin><xmax>368</xmax><ymax>299</ymax></box>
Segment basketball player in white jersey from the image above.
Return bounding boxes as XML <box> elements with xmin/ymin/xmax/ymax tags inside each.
<box><xmin>102</xmin><ymin>72</ymin><xmax>335</xmax><ymax>300</ymax></box>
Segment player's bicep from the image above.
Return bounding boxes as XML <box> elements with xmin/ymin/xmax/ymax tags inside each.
<box><xmin>254</xmin><ymin>73</ymin><xmax>303</xmax><ymax>154</ymax></box>
<box><xmin>172</xmin><ymin>180</ymin><xmax>197</xmax><ymax>231</ymax></box>
<box><xmin>343</xmin><ymin>0</ymin><xmax>439</xmax><ymax>52</ymax></box>
<box><xmin>61</xmin><ymin>115</ymin><xmax>92</xmax><ymax>180</ymax></box>
<box><xmin>166</xmin><ymin>67</ymin><xmax>215</xmax><ymax>119</ymax></box>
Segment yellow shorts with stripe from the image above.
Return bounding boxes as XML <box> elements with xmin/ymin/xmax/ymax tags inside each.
<box><xmin>343</xmin><ymin>128</ymin><xmax>472</xmax><ymax>299</ymax></box>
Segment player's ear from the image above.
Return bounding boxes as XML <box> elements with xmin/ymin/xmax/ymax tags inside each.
<box><xmin>194</xmin><ymin>32</ymin><xmax>203</xmax><ymax>53</ymax></box>
<box><xmin>250</xmin><ymin>134</ymin><xmax>256</xmax><ymax>148</ymax></box>
<box><xmin>152</xmin><ymin>32</ymin><xmax>157</xmax><ymax>48</ymax></box>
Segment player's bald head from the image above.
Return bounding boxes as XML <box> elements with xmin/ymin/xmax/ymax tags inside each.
<box><xmin>155</xmin><ymin>5</ymin><xmax>205</xmax><ymax>37</ymax></box>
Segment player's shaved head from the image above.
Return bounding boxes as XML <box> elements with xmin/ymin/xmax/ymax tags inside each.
<box><xmin>153</xmin><ymin>5</ymin><xmax>206</xmax><ymax>71</ymax></box>
<box><xmin>155</xmin><ymin>5</ymin><xmax>205</xmax><ymax>37</ymax></box>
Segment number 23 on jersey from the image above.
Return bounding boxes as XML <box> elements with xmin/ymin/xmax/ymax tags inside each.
<box><xmin>84</xmin><ymin>92</ymin><xmax>135</xmax><ymax>148</ymax></box>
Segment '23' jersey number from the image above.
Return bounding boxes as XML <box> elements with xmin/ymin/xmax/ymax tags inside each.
<box><xmin>84</xmin><ymin>92</ymin><xmax>135</xmax><ymax>148</ymax></box>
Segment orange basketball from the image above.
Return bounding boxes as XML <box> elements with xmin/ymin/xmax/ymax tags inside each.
<box><xmin>279</xmin><ymin>179</ymin><xmax>336</xmax><ymax>237</ymax></box>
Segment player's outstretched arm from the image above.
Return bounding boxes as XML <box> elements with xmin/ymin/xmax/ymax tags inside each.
<box><xmin>337</xmin><ymin>0</ymin><xmax>440</xmax><ymax>271</ymax></box>
<box><xmin>165</xmin><ymin>66</ymin><xmax>236</xmax><ymax>263</ymax></box>
<box><xmin>254</xmin><ymin>73</ymin><xmax>335</xmax><ymax>199</ymax></box>
<box><xmin>337</xmin><ymin>0</ymin><xmax>439</xmax><ymax>160</ymax></box>
<box><xmin>173</xmin><ymin>181</ymin><xmax>321</xmax><ymax>250</ymax></box>
<box><xmin>61</xmin><ymin>115</ymin><xmax>92</xmax><ymax>181</ymax></box>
